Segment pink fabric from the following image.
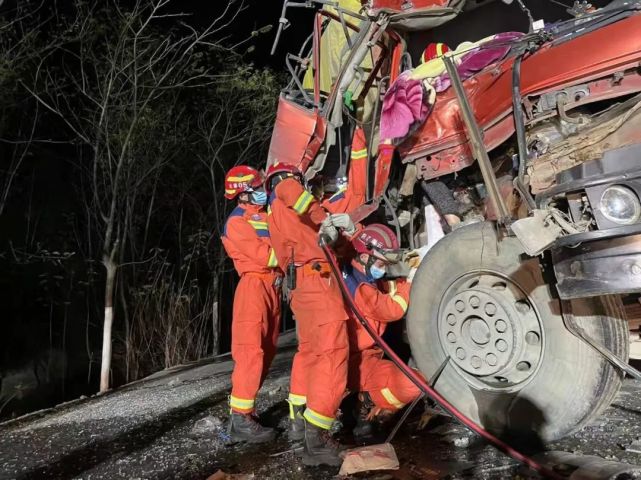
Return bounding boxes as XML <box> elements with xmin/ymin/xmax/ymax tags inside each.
<box><xmin>380</xmin><ymin>73</ymin><xmax>432</xmax><ymax>141</ymax></box>
<box><xmin>380</xmin><ymin>32</ymin><xmax>524</xmax><ymax>142</ymax></box>
<box><xmin>435</xmin><ymin>32</ymin><xmax>524</xmax><ymax>92</ymax></box>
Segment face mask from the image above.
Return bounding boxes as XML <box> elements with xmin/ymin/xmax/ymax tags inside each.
<box><xmin>251</xmin><ymin>190</ymin><xmax>267</xmax><ymax>205</ymax></box>
<box><xmin>368</xmin><ymin>264</ymin><xmax>386</xmax><ymax>280</ymax></box>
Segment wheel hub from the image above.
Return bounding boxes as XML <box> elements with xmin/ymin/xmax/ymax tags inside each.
<box><xmin>439</xmin><ymin>273</ymin><xmax>544</xmax><ymax>389</ymax></box>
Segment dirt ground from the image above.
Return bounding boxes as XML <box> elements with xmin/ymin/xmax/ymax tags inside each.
<box><xmin>1</xmin><ymin>335</ymin><xmax>641</xmax><ymax>480</ymax></box>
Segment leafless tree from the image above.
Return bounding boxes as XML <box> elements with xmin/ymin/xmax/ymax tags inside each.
<box><xmin>22</xmin><ymin>0</ymin><xmax>256</xmax><ymax>392</ymax></box>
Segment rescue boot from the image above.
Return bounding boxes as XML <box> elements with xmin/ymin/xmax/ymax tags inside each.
<box><xmin>288</xmin><ymin>402</ymin><xmax>305</xmax><ymax>442</ymax></box>
<box><xmin>302</xmin><ymin>419</ymin><xmax>345</xmax><ymax>467</ymax></box>
<box><xmin>228</xmin><ymin>412</ymin><xmax>276</xmax><ymax>444</ymax></box>
<box><xmin>353</xmin><ymin>392</ymin><xmax>376</xmax><ymax>440</ymax></box>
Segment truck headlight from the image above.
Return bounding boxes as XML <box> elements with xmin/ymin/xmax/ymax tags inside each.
<box><xmin>599</xmin><ymin>185</ymin><xmax>641</xmax><ymax>225</ymax></box>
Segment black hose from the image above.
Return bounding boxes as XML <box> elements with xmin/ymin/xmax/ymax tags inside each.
<box><xmin>319</xmin><ymin>239</ymin><xmax>563</xmax><ymax>479</ymax></box>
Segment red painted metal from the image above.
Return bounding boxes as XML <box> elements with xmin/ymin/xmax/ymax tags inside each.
<box><xmin>267</xmin><ymin>96</ymin><xmax>327</xmax><ymax>171</ymax></box>
<box><xmin>400</xmin><ymin>13</ymin><xmax>641</xmax><ymax>178</ymax></box>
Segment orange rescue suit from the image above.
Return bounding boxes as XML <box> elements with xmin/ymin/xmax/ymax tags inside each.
<box><xmin>267</xmin><ymin>177</ymin><xmax>350</xmax><ymax>429</ymax></box>
<box><xmin>322</xmin><ymin>127</ymin><xmax>369</xmax><ymax>215</ymax></box>
<box><xmin>344</xmin><ymin>264</ymin><xmax>421</xmax><ymax>411</ymax></box>
<box><xmin>221</xmin><ymin>203</ymin><xmax>281</xmax><ymax>414</ymax></box>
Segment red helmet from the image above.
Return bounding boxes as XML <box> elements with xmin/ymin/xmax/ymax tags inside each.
<box><xmin>264</xmin><ymin>162</ymin><xmax>303</xmax><ymax>194</ymax></box>
<box><xmin>224</xmin><ymin>165</ymin><xmax>263</xmax><ymax>200</ymax></box>
<box><xmin>352</xmin><ymin>224</ymin><xmax>400</xmax><ymax>258</ymax></box>
<box><xmin>421</xmin><ymin>42</ymin><xmax>450</xmax><ymax>63</ymax></box>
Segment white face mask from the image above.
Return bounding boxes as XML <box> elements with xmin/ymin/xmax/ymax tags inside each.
<box><xmin>250</xmin><ymin>190</ymin><xmax>267</xmax><ymax>205</ymax></box>
<box><xmin>368</xmin><ymin>264</ymin><xmax>386</xmax><ymax>280</ymax></box>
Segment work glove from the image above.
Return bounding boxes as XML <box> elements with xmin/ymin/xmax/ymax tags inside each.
<box><xmin>319</xmin><ymin>215</ymin><xmax>339</xmax><ymax>245</ymax></box>
<box><xmin>328</xmin><ymin>213</ymin><xmax>356</xmax><ymax>236</ymax></box>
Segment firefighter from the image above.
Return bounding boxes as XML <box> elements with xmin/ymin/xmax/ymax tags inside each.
<box><xmin>322</xmin><ymin>126</ymin><xmax>369</xmax><ymax>214</ymax></box>
<box><xmin>281</xmin><ymin>127</ymin><xmax>367</xmax><ymax>445</ymax></box>
<box><xmin>265</xmin><ymin>162</ymin><xmax>355</xmax><ymax>467</ymax></box>
<box><xmin>343</xmin><ymin>224</ymin><xmax>421</xmax><ymax>437</ymax></box>
<box><xmin>221</xmin><ymin>165</ymin><xmax>282</xmax><ymax>443</ymax></box>
<box><xmin>420</xmin><ymin>42</ymin><xmax>450</xmax><ymax>64</ymax></box>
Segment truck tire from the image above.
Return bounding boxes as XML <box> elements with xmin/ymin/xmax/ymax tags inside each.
<box><xmin>407</xmin><ymin>222</ymin><xmax>629</xmax><ymax>442</ymax></box>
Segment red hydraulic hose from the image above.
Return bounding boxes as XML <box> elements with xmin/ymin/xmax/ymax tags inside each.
<box><xmin>320</xmin><ymin>240</ymin><xmax>564</xmax><ymax>480</ymax></box>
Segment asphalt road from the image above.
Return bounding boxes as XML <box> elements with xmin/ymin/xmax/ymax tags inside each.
<box><xmin>1</xmin><ymin>334</ymin><xmax>641</xmax><ymax>480</ymax></box>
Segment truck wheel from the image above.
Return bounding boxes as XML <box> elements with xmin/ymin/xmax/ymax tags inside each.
<box><xmin>407</xmin><ymin>222</ymin><xmax>628</xmax><ymax>442</ymax></box>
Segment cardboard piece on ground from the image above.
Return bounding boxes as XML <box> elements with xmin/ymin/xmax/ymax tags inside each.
<box><xmin>206</xmin><ymin>470</ymin><xmax>255</xmax><ymax>480</ymax></box>
<box><xmin>339</xmin><ymin>443</ymin><xmax>400</xmax><ymax>476</ymax></box>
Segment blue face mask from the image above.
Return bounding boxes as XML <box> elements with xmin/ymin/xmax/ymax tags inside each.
<box><xmin>368</xmin><ymin>264</ymin><xmax>386</xmax><ymax>280</ymax></box>
<box><xmin>251</xmin><ymin>190</ymin><xmax>267</xmax><ymax>206</ymax></box>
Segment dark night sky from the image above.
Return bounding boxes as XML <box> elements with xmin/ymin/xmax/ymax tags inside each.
<box><xmin>170</xmin><ymin>0</ymin><xmax>611</xmax><ymax>71</ymax></box>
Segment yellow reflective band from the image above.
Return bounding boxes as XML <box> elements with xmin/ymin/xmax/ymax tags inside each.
<box><xmin>381</xmin><ymin>388</ymin><xmax>405</xmax><ymax>409</ymax></box>
<box><xmin>248</xmin><ymin>220</ymin><xmax>269</xmax><ymax>230</ymax></box>
<box><xmin>225</xmin><ymin>189</ymin><xmax>236</xmax><ymax>195</ymax></box>
<box><xmin>437</xmin><ymin>43</ymin><xmax>445</xmax><ymax>56</ymax></box>
<box><xmin>230</xmin><ymin>395</ymin><xmax>255</xmax><ymax>412</ymax></box>
<box><xmin>288</xmin><ymin>393</ymin><xmax>307</xmax><ymax>406</ymax></box>
<box><xmin>293</xmin><ymin>191</ymin><xmax>314</xmax><ymax>215</ymax></box>
<box><xmin>391</xmin><ymin>294</ymin><xmax>408</xmax><ymax>313</ymax></box>
<box><xmin>329</xmin><ymin>186</ymin><xmax>347</xmax><ymax>200</ymax></box>
<box><xmin>351</xmin><ymin>149</ymin><xmax>368</xmax><ymax>159</ymax></box>
<box><xmin>227</xmin><ymin>174</ymin><xmax>255</xmax><ymax>182</ymax></box>
<box><xmin>388</xmin><ymin>281</ymin><xmax>397</xmax><ymax>296</ymax></box>
<box><xmin>267</xmin><ymin>248</ymin><xmax>278</xmax><ymax>267</ymax></box>
<box><xmin>267</xmin><ymin>205</ymin><xmax>272</xmax><ymax>215</ymax></box>
<box><xmin>303</xmin><ymin>408</ymin><xmax>334</xmax><ymax>430</ymax></box>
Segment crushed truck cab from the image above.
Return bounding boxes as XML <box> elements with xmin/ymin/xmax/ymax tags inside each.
<box><xmin>269</xmin><ymin>0</ymin><xmax>641</xmax><ymax>442</ymax></box>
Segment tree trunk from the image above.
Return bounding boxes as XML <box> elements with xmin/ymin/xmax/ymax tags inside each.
<box><xmin>212</xmin><ymin>274</ymin><xmax>220</xmax><ymax>356</ymax></box>
<box><xmin>100</xmin><ymin>258</ymin><xmax>117</xmax><ymax>393</ymax></box>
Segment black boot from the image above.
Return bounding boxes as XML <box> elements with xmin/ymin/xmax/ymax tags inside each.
<box><xmin>302</xmin><ymin>419</ymin><xmax>344</xmax><ymax>467</ymax></box>
<box><xmin>353</xmin><ymin>392</ymin><xmax>376</xmax><ymax>440</ymax></box>
<box><xmin>288</xmin><ymin>402</ymin><xmax>305</xmax><ymax>442</ymax></box>
<box><xmin>228</xmin><ymin>412</ymin><xmax>276</xmax><ymax>444</ymax></box>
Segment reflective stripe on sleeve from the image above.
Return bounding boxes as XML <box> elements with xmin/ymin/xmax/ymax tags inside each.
<box><xmin>391</xmin><ymin>294</ymin><xmax>408</xmax><ymax>313</ymax></box>
<box><xmin>388</xmin><ymin>281</ymin><xmax>408</xmax><ymax>313</ymax></box>
<box><xmin>293</xmin><ymin>191</ymin><xmax>314</xmax><ymax>215</ymax></box>
<box><xmin>381</xmin><ymin>388</ymin><xmax>406</xmax><ymax>409</ymax></box>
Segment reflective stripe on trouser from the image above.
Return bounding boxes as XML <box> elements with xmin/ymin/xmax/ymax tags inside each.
<box><xmin>348</xmin><ymin>352</ymin><xmax>422</xmax><ymax>411</ymax></box>
<box><xmin>230</xmin><ymin>395</ymin><xmax>255</xmax><ymax>413</ymax></box>
<box><xmin>230</xmin><ymin>274</ymin><xmax>282</xmax><ymax>413</ymax></box>
<box><xmin>289</xmin><ymin>272</ymin><xmax>349</xmax><ymax>427</ymax></box>
<box><xmin>287</xmin><ymin>393</ymin><xmax>307</xmax><ymax>419</ymax></box>
<box><xmin>304</xmin><ymin>408</ymin><xmax>334</xmax><ymax>429</ymax></box>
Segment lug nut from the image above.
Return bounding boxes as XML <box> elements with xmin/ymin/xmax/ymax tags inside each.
<box><xmin>456</xmin><ymin>348</ymin><xmax>466</xmax><ymax>360</ymax></box>
<box><xmin>471</xmin><ymin>356</ymin><xmax>482</xmax><ymax>369</ymax></box>
<box><xmin>486</xmin><ymin>353</ymin><xmax>498</xmax><ymax>366</ymax></box>
<box><xmin>484</xmin><ymin>303</ymin><xmax>497</xmax><ymax>316</ymax></box>
<box><xmin>447</xmin><ymin>332</ymin><xmax>457</xmax><ymax>343</ymax></box>
<box><xmin>496</xmin><ymin>339</ymin><xmax>508</xmax><ymax>352</ymax></box>
<box><xmin>455</xmin><ymin>300</ymin><xmax>465</xmax><ymax>312</ymax></box>
<box><xmin>495</xmin><ymin>319</ymin><xmax>507</xmax><ymax>333</ymax></box>
<box><xmin>447</xmin><ymin>314</ymin><xmax>457</xmax><ymax>326</ymax></box>
<box><xmin>525</xmin><ymin>331</ymin><xmax>540</xmax><ymax>345</ymax></box>
<box><xmin>470</xmin><ymin>296</ymin><xmax>480</xmax><ymax>308</ymax></box>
